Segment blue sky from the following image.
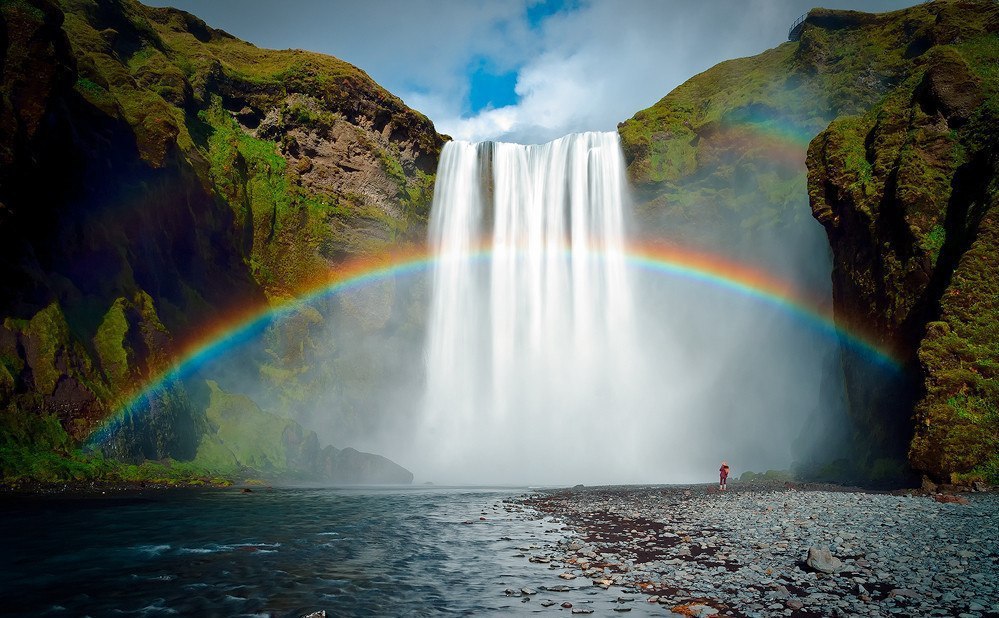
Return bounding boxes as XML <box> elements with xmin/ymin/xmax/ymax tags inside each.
<box><xmin>144</xmin><ymin>0</ymin><xmax>922</xmax><ymax>143</ymax></box>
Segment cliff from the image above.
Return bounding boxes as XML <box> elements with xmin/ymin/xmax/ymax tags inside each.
<box><xmin>808</xmin><ymin>2</ymin><xmax>999</xmax><ymax>483</ymax></box>
<box><xmin>0</xmin><ymin>0</ymin><xmax>441</xmax><ymax>483</ymax></box>
<box><xmin>621</xmin><ymin>0</ymin><xmax>999</xmax><ymax>483</ymax></box>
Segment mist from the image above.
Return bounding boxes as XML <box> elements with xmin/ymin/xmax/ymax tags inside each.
<box><xmin>215</xmin><ymin>131</ymin><xmax>851</xmax><ymax>486</ymax></box>
<box><xmin>196</xmin><ymin>124</ymin><xmax>859</xmax><ymax>486</ymax></box>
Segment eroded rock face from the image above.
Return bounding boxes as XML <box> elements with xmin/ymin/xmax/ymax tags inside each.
<box><xmin>807</xmin><ymin>18</ymin><xmax>999</xmax><ymax>481</ymax></box>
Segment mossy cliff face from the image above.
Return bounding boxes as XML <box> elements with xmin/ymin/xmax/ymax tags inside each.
<box><xmin>807</xmin><ymin>1</ymin><xmax>999</xmax><ymax>483</ymax></box>
<box><xmin>620</xmin><ymin>0</ymin><xmax>999</xmax><ymax>482</ymax></box>
<box><xmin>618</xmin><ymin>6</ymin><xmax>926</xmax><ymax>247</ymax></box>
<box><xmin>0</xmin><ymin>0</ymin><xmax>441</xmax><ymax>482</ymax></box>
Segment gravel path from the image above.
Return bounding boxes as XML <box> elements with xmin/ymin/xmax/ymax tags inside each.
<box><xmin>508</xmin><ymin>484</ymin><xmax>999</xmax><ymax>617</ymax></box>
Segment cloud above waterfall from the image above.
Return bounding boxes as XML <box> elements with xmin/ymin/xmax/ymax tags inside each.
<box><xmin>145</xmin><ymin>0</ymin><xmax>921</xmax><ymax>142</ymax></box>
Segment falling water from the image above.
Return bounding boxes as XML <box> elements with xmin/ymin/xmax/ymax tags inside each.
<box><xmin>416</xmin><ymin>132</ymin><xmax>641</xmax><ymax>484</ymax></box>
<box><xmin>380</xmin><ymin>130</ymin><xmax>852</xmax><ymax>485</ymax></box>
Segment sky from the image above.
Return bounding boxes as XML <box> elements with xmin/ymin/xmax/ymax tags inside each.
<box><xmin>144</xmin><ymin>0</ymin><xmax>921</xmax><ymax>144</ymax></box>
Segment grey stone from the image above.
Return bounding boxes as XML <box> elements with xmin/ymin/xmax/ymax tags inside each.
<box><xmin>806</xmin><ymin>546</ymin><xmax>843</xmax><ymax>573</ymax></box>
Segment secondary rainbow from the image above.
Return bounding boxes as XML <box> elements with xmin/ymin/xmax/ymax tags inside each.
<box><xmin>86</xmin><ymin>243</ymin><xmax>900</xmax><ymax>445</ymax></box>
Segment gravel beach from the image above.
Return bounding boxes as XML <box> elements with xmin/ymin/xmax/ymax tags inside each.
<box><xmin>507</xmin><ymin>484</ymin><xmax>999</xmax><ymax>617</ymax></box>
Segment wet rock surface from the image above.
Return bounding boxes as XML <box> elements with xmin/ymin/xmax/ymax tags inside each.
<box><xmin>504</xmin><ymin>484</ymin><xmax>999</xmax><ymax>617</ymax></box>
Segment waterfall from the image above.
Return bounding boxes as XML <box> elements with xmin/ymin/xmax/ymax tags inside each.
<box><xmin>418</xmin><ymin>132</ymin><xmax>639</xmax><ymax>484</ymax></box>
<box><xmin>388</xmin><ymin>130</ymin><xmax>847</xmax><ymax>485</ymax></box>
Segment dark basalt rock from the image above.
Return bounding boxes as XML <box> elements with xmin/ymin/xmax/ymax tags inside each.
<box><xmin>323</xmin><ymin>447</ymin><xmax>414</xmax><ymax>485</ymax></box>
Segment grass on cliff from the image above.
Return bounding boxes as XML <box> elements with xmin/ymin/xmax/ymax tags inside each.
<box><xmin>0</xmin><ymin>410</ymin><xmax>231</xmax><ymax>486</ymax></box>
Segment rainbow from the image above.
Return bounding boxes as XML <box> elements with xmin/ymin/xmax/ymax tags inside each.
<box><xmin>699</xmin><ymin>110</ymin><xmax>822</xmax><ymax>172</ymax></box>
<box><xmin>86</xmin><ymin>242</ymin><xmax>900</xmax><ymax>445</ymax></box>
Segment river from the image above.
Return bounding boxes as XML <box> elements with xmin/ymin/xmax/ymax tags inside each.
<box><xmin>2</xmin><ymin>486</ymin><xmax>579</xmax><ymax>616</ymax></box>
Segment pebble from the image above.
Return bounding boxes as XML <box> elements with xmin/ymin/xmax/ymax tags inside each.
<box><xmin>509</xmin><ymin>485</ymin><xmax>998</xmax><ymax>617</ymax></box>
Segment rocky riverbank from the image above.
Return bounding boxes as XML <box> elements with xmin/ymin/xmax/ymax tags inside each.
<box><xmin>506</xmin><ymin>484</ymin><xmax>998</xmax><ymax>617</ymax></box>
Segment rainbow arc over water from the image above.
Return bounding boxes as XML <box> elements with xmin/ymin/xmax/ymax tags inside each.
<box><xmin>86</xmin><ymin>241</ymin><xmax>900</xmax><ymax>445</ymax></box>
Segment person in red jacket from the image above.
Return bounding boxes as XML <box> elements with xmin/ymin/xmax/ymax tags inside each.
<box><xmin>719</xmin><ymin>461</ymin><xmax>730</xmax><ymax>491</ymax></box>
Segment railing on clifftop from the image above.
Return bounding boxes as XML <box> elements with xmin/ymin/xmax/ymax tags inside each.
<box><xmin>788</xmin><ymin>13</ymin><xmax>806</xmax><ymax>41</ymax></box>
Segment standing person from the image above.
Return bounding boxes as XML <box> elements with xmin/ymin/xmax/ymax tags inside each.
<box><xmin>719</xmin><ymin>461</ymin><xmax>730</xmax><ymax>491</ymax></box>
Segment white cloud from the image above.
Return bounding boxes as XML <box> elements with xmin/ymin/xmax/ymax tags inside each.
<box><xmin>412</xmin><ymin>0</ymin><xmax>920</xmax><ymax>143</ymax></box>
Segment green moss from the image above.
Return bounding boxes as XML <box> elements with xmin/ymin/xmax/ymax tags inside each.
<box><xmin>74</xmin><ymin>77</ymin><xmax>115</xmax><ymax>109</ymax></box>
<box><xmin>200</xmin><ymin>96</ymin><xmax>289</xmax><ymax>214</ymax></box>
<box><xmin>738</xmin><ymin>469</ymin><xmax>794</xmax><ymax>483</ymax></box>
<box><xmin>404</xmin><ymin>170</ymin><xmax>436</xmax><ymax>223</ymax></box>
<box><xmin>912</xmin><ymin>206</ymin><xmax>999</xmax><ymax>479</ymax></box>
<box><xmin>192</xmin><ymin>380</ymin><xmax>289</xmax><ymax>472</ymax></box>
<box><xmin>24</xmin><ymin>303</ymin><xmax>73</xmax><ymax>395</ymax></box>
<box><xmin>923</xmin><ymin>224</ymin><xmax>947</xmax><ymax>262</ymax></box>
<box><xmin>0</xmin><ymin>0</ymin><xmax>46</xmax><ymax>21</ymax></box>
<box><xmin>93</xmin><ymin>298</ymin><xmax>132</xmax><ymax>388</ymax></box>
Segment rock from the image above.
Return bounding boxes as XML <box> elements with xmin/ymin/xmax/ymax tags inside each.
<box><xmin>540</xmin><ymin>600</ymin><xmax>556</xmax><ymax>607</ymax></box>
<box><xmin>559</xmin><ymin>573</ymin><xmax>576</xmax><ymax>580</ymax></box>
<box><xmin>806</xmin><ymin>546</ymin><xmax>843</xmax><ymax>573</ymax></box>
<box><xmin>571</xmin><ymin>609</ymin><xmax>593</xmax><ymax>615</ymax></box>
<box><xmin>688</xmin><ymin>604</ymin><xmax>719</xmax><ymax>617</ymax></box>
<box><xmin>933</xmin><ymin>494</ymin><xmax>970</xmax><ymax>505</ymax></box>
<box><xmin>327</xmin><ymin>447</ymin><xmax>414</xmax><ymax>484</ymax></box>
<box><xmin>561</xmin><ymin>601</ymin><xmax>573</xmax><ymax>608</ymax></box>
<box><xmin>301</xmin><ymin>612</ymin><xmax>326</xmax><ymax>618</ymax></box>
<box><xmin>787</xmin><ymin>600</ymin><xmax>804</xmax><ymax>610</ymax></box>
<box><xmin>922</xmin><ymin>476</ymin><xmax>939</xmax><ymax>493</ymax></box>
<box><xmin>521</xmin><ymin>588</ymin><xmax>536</xmax><ymax>596</ymax></box>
